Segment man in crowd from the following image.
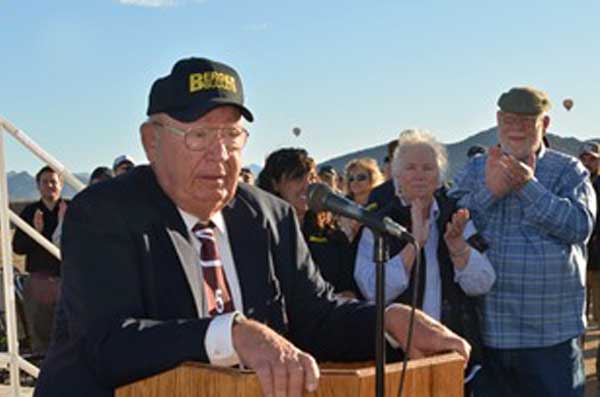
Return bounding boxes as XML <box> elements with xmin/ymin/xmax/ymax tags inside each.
<box><xmin>579</xmin><ymin>143</ymin><xmax>600</xmax><ymax>322</ymax></box>
<box><xmin>317</xmin><ymin>165</ymin><xmax>339</xmax><ymax>191</ymax></box>
<box><xmin>89</xmin><ymin>166</ymin><xmax>113</xmax><ymax>185</ymax></box>
<box><xmin>112</xmin><ymin>154</ymin><xmax>135</xmax><ymax>176</ymax></box>
<box><xmin>578</xmin><ymin>142</ymin><xmax>600</xmax><ymax>376</ymax></box>
<box><xmin>35</xmin><ymin>57</ymin><xmax>470</xmax><ymax>397</ymax></box>
<box><xmin>12</xmin><ymin>165</ymin><xmax>65</xmax><ymax>355</ymax></box>
<box><xmin>238</xmin><ymin>166</ymin><xmax>255</xmax><ymax>185</ymax></box>
<box><xmin>466</xmin><ymin>144</ymin><xmax>486</xmax><ymax>159</ymax></box>
<box><xmin>366</xmin><ymin>138</ymin><xmax>399</xmax><ymax>211</ymax></box>
<box><xmin>450</xmin><ymin>87</ymin><xmax>596</xmax><ymax>396</ymax></box>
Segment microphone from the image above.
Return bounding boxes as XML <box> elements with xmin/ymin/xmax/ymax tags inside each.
<box><xmin>307</xmin><ymin>183</ymin><xmax>414</xmax><ymax>242</ymax></box>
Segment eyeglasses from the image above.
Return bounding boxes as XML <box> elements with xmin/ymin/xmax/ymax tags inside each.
<box><xmin>348</xmin><ymin>173</ymin><xmax>369</xmax><ymax>183</ymax></box>
<box><xmin>500</xmin><ymin>113</ymin><xmax>540</xmax><ymax>130</ymax></box>
<box><xmin>152</xmin><ymin>121</ymin><xmax>249</xmax><ymax>151</ymax></box>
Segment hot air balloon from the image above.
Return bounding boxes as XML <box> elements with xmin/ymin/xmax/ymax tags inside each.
<box><xmin>292</xmin><ymin>127</ymin><xmax>301</xmax><ymax>137</ymax></box>
<box><xmin>563</xmin><ymin>98</ymin><xmax>574</xmax><ymax>111</ymax></box>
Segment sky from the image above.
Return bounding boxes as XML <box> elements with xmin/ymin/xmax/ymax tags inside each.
<box><xmin>1</xmin><ymin>0</ymin><xmax>599</xmax><ymax>175</ymax></box>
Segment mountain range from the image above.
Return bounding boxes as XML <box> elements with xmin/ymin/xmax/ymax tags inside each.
<box><xmin>4</xmin><ymin>127</ymin><xmax>597</xmax><ymax>202</ymax></box>
<box><xmin>6</xmin><ymin>171</ymin><xmax>89</xmax><ymax>202</ymax></box>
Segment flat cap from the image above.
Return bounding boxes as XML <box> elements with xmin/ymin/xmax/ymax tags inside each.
<box><xmin>497</xmin><ymin>87</ymin><xmax>551</xmax><ymax>115</ymax></box>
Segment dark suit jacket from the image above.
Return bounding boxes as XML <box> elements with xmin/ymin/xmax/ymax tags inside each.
<box><xmin>35</xmin><ymin>166</ymin><xmax>379</xmax><ymax>397</ymax></box>
<box><xmin>366</xmin><ymin>179</ymin><xmax>395</xmax><ymax>212</ymax></box>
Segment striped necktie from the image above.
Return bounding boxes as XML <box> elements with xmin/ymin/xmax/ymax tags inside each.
<box><xmin>192</xmin><ymin>222</ymin><xmax>234</xmax><ymax>316</ymax></box>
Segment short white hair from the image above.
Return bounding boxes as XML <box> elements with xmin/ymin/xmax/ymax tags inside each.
<box><xmin>391</xmin><ymin>129</ymin><xmax>448</xmax><ymax>185</ymax></box>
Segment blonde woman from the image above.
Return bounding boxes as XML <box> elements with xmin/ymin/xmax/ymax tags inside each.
<box><xmin>338</xmin><ymin>158</ymin><xmax>385</xmax><ymax>242</ymax></box>
<box><xmin>344</xmin><ymin>158</ymin><xmax>384</xmax><ymax>205</ymax></box>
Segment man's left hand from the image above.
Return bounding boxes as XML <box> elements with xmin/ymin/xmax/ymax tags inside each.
<box><xmin>505</xmin><ymin>152</ymin><xmax>536</xmax><ymax>190</ymax></box>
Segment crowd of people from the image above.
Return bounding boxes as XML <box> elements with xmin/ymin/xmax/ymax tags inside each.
<box><xmin>11</xmin><ymin>154</ymin><xmax>138</xmax><ymax>355</ymax></box>
<box><xmin>9</xmin><ymin>56</ymin><xmax>599</xmax><ymax>397</ymax></box>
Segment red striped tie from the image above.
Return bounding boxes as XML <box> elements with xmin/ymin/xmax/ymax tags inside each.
<box><xmin>192</xmin><ymin>223</ymin><xmax>234</xmax><ymax>316</ymax></box>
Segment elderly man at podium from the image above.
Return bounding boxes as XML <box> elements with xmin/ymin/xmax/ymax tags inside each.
<box><xmin>34</xmin><ymin>57</ymin><xmax>470</xmax><ymax>397</ymax></box>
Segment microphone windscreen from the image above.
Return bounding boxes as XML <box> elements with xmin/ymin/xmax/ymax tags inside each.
<box><xmin>307</xmin><ymin>183</ymin><xmax>331</xmax><ymax>213</ymax></box>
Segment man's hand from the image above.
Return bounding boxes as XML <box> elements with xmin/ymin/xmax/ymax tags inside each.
<box><xmin>505</xmin><ymin>152</ymin><xmax>536</xmax><ymax>191</ymax></box>
<box><xmin>33</xmin><ymin>209</ymin><xmax>44</xmax><ymax>232</ymax></box>
<box><xmin>385</xmin><ymin>304</ymin><xmax>471</xmax><ymax>364</ymax></box>
<box><xmin>232</xmin><ymin>318</ymin><xmax>319</xmax><ymax>397</ymax></box>
<box><xmin>485</xmin><ymin>146</ymin><xmax>513</xmax><ymax>198</ymax></box>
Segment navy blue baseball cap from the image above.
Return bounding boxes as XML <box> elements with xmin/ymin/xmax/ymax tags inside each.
<box><xmin>147</xmin><ymin>57</ymin><xmax>254</xmax><ymax>122</ymax></box>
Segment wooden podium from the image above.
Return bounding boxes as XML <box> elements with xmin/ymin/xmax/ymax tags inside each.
<box><xmin>115</xmin><ymin>352</ymin><xmax>464</xmax><ymax>397</ymax></box>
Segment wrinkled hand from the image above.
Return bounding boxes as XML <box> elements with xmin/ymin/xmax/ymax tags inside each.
<box><xmin>232</xmin><ymin>319</ymin><xmax>320</xmax><ymax>397</ymax></box>
<box><xmin>485</xmin><ymin>146</ymin><xmax>513</xmax><ymax>198</ymax></box>
<box><xmin>385</xmin><ymin>304</ymin><xmax>471</xmax><ymax>365</ymax></box>
<box><xmin>33</xmin><ymin>209</ymin><xmax>44</xmax><ymax>232</ymax></box>
<box><xmin>505</xmin><ymin>152</ymin><xmax>535</xmax><ymax>191</ymax></box>
<box><xmin>410</xmin><ymin>199</ymin><xmax>429</xmax><ymax>247</ymax></box>
<box><xmin>444</xmin><ymin>208</ymin><xmax>469</xmax><ymax>252</ymax></box>
<box><xmin>58</xmin><ymin>201</ymin><xmax>68</xmax><ymax>221</ymax></box>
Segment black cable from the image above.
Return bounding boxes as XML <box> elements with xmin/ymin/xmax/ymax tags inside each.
<box><xmin>397</xmin><ymin>241</ymin><xmax>421</xmax><ymax>397</ymax></box>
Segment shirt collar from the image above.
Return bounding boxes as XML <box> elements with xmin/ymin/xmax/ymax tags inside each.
<box><xmin>537</xmin><ymin>141</ymin><xmax>547</xmax><ymax>161</ymax></box>
<box><xmin>177</xmin><ymin>208</ymin><xmax>226</xmax><ymax>236</ymax></box>
<box><xmin>430</xmin><ymin>198</ymin><xmax>440</xmax><ymax>220</ymax></box>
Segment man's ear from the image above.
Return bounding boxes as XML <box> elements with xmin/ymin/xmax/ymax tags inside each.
<box><xmin>496</xmin><ymin>111</ymin><xmax>503</xmax><ymax>127</ymax></box>
<box><xmin>140</xmin><ymin>122</ymin><xmax>158</xmax><ymax>163</ymax></box>
<box><xmin>542</xmin><ymin>115</ymin><xmax>550</xmax><ymax>131</ymax></box>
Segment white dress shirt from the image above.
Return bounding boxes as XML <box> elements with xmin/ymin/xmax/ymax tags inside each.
<box><xmin>354</xmin><ymin>199</ymin><xmax>496</xmax><ymax>320</ymax></box>
<box><xmin>178</xmin><ymin>208</ymin><xmax>244</xmax><ymax>367</ymax></box>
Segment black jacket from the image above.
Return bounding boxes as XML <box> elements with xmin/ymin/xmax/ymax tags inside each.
<box><xmin>12</xmin><ymin>199</ymin><xmax>65</xmax><ymax>276</ymax></box>
<box><xmin>302</xmin><ymin>214</ymin><xmax>356</xmax><ymax>294</ymax></box>
<box><xmin>587</xmin><ymin>175</ymin><xmax>600</xmax><ymax>270</ymax></box>
<box><xmin>35</xmin><ymin>166</ymin><xmax>383</xmax><ymax>397</ymax></box>
<box><xmin>366</xmin><ymin>179</ymin><xmax>395</xmax><ymax>211</ymax></box>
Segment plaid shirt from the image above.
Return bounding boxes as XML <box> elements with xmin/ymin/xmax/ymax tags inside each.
<box><xmin>449</xmin><ymin>146</ymin><xmax>597</xmax><ymax>348</ymax></box>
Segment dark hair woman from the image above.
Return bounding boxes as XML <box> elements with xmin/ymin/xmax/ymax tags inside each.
<box><xmin>257</xmin><ymin>148</ymin><xmax>356</xmax><ymax>297</ymax></box>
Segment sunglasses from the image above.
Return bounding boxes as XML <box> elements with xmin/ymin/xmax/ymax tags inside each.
<box><xmin>348</xmin><ymin>173</ymin><xmax>369</xmax><ymax>183</ymax></box>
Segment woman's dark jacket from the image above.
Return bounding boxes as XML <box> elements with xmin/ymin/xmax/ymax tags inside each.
<box><xmin>302</xmin><ymin>212</ymin><xmax>357</xmax><ymax>294</ymax></box>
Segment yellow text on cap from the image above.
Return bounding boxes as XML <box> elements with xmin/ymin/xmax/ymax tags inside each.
<box><xmin>189</xmin><ymin>72</ymin><xmax>237</xmax><ymax>94</ymax></box>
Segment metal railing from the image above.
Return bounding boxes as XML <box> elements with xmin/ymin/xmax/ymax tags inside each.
<box><xmin>0</xmin><ymin>116</ymin><xmax>85</xmax><ymax>396</ymax></box>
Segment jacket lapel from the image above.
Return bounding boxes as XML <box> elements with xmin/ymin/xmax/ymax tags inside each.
<box><xmin>222</xmin><ymin>194</ymin><xmax>272</xmax><ymax>322</ymax></box>
<box><xmin>136</xmin><ymin>166</ymin><xmax>200</xmax><ymax>317</ymax></box>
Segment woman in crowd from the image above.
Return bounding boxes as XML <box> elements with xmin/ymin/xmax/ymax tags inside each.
<box><xmin>353</xmin><ymin>129</ymin><xmax>496</xmax><ymax>395</ymax></box>
<box><xmin>339</xmin><ymin>158</ymin><xmax>385</xmax><ymax>242</ymax></box>
<box><xmin>343</xmin><ymin>157</ymin><xmax>384</xmax><ymax>206</ymax></box>
<box><xmin>257</xmin><ymin>148</ymin><xmax>356</xmax><ymax>297</ymax></box>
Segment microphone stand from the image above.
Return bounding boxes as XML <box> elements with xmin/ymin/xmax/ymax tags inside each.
<box><xmin>373</xmin><ymin>232</ymin><xmax>389</xmax><ymax>397</ymax></box>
